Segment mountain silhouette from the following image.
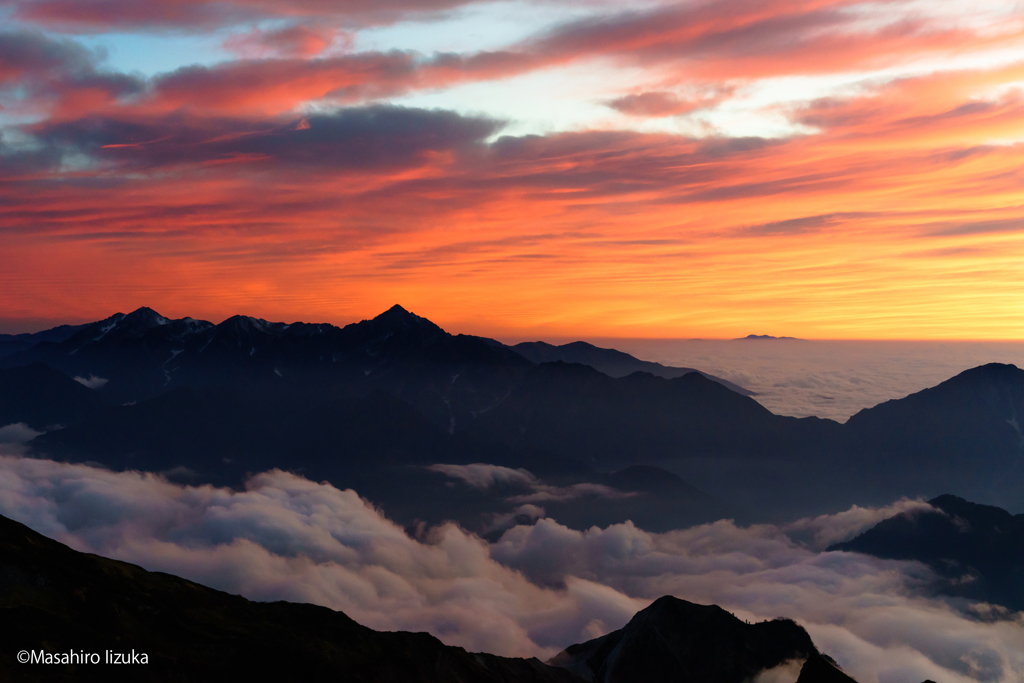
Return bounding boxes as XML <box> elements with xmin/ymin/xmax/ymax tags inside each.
<box><xmin>0</xmin><ymin>323</ymin><xmax>87</xmax><ymax>359</ymax></box>
<box><xmin>829</xmin><ymin>494</ymin><xmax>1024</xmax><ymax>610</ymax></box>
<box><xmin>548</xmin><ymin>596</ymin><xmax>856</xmax><ymax>683</ymax></box>
<box><xmin>0</xmin><ymin>306</ymin><xmax>533</xmax><ymax>432</ymax></box>
<box><xmin>7</xmin><ymin>307</ymin><xmax>1024</xmax><ymax>525</ymax></box>
<box><xmin>843</xmin><ymin>363</ymin><xmax>1024</xmax><ymax>509</ymax></box>
<box><xmin>0</xmin><ymin>513</ymin><xmax>582</xmax><ymax>682</ymax></box>
<box><xmin>511</xmin><ymin>340</ymin><xmax>752</xmax><ymax>395</ymax></box>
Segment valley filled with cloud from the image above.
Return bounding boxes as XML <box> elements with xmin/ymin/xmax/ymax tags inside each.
<box><xmin>2</xmin><ymin>449</ymin><xmax>1021</xmax><ymax>682</ymax></box>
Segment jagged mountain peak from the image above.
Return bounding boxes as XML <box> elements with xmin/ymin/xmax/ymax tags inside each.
<box><xmin>372</xmin><ymin>305</ymin><xmax>428</xmax><ymax>323</ymax></box>
<box><xmin>361</xmin><ymin>305</ymin><xmax>446</xmax><ymax>338</ymax></box>
<box><xmin>119</xmin><ymin>306</ymin><xmax>170</xmax><ymax>328</ymax></box>
<box><xmin>218</xmin><ymin>314</ymin><xmax>271</xmax><ymax>330</ymax></box>
<box><xmin>212</xmin><ymin>314</ymin><xmax>297</xmax><ymax>338</ymax></box>
<box><xmin>549</xmin><ymin>596</ymin><xmax>855</xmax><ymax>683</ymax></box>
<box><xmin>77</xmin><ymin>307</ymin><xmax>175</xmax><ymax>342</ymax></box>
<box><xmin>177</xmin><ymin>317</ymin><xmax>214</xmax><ymax>330</ymax></box>
<box><xmin>125</xmin><ymin>305</ymin><xmax>164</xmax><ymax>318</ymax></box>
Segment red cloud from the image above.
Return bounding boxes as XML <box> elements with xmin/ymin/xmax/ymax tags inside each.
<box><xmin>4</xmin><ymin>2</ymin><xmax>1024</xmax><ymax>338</ymax></box>
<box><xmin>11</xmin><ymin>0</ymin><xmax>479</xmax><ymax>30</ymax></box>
<box><xmin>5</xmin><ymin>59</ymin><xmax>1024</xmax><ymax>337</ymax></box>
<box><xmin>0</xmin><ymin>31</ymin><xmax>143</xmax><ymax>119</ymax></box>
<box><xmin>7</xmin><ymin>0</ymin><xmax>1020</xmax><ymax>124</ymax></box>
<box><xmin>224</xmin><ymin>25</ymin><xmax>347</xmax><ymax>59</ymax></box>
<box><xmin>134</xmin><ymin>49</ymin><xmax>531</xmax><ymax>116</ymax></box>
<box><xmin>525</xmin><ymin>0</ymin><xmax>1024</xmax><ymax>80</ymax></box>
<box><xmin>607</xmin><ymin>90</ymin><xmax>733</xmax><ymax>117</ymax></box>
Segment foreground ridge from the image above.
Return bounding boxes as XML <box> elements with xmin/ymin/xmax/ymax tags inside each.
<box><xmin>0</xmin><ymin>513</ymin><xmax>580</xmax><ymax>683</ymax></box>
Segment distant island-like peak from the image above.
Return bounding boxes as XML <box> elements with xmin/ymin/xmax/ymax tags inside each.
<box><xmin>735</xmin><ymin>334</ymin><xmax>801</xmax><ymax>340</ymax></box>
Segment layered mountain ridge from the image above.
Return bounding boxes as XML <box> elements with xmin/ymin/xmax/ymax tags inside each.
<box><xmin>4</xmin><ymin>306</ymin><xmax>1024</xmax><ymax>531</ymax></box>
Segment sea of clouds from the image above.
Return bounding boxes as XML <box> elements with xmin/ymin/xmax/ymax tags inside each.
<box><xmin>592</xmin><ymin>339</ymin><xmax>1024</xmax><ymax>421</ymax></box>
<box><xmin>1</xmin><ymin>450</ymin><xmax>1022</xmax><ymax>683</ymax></box>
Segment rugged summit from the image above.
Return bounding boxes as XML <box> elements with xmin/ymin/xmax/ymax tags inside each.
<box><xmin>548</xmin><ymin>596</ymin><xmax>856</xmax><ymax>683</ymax></box>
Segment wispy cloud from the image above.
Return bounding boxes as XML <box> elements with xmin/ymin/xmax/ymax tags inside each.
<box><xmin>72</xmin><ymin>373</ymin><xmax>108</xmax><ymax>388</ymax></box>
<box><xmin>427</xmin><ymin>463</ymin><xmax>537</xmax><ymax>489</ymax></box>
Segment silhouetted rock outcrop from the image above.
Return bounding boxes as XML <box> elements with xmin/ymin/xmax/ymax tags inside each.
<box><xmin>548</xmin><ymin>596</ymin><xmax>856</xmax><ymax>683</ymax></box>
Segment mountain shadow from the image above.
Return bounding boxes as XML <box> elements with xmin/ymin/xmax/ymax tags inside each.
<box><xmin>28</xmin><ymin>380</ymin><xmax>731</xmax><ymax>534</ymax></box>
<box><xmin>0</xmin><ymin>363</ymin><xmax>109</xmax><ymax>431</ymax></box>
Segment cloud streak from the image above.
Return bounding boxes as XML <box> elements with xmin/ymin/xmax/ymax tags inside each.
<box><xmin>428</xmin><ymin>463</ymin><xmax>636</xmax><ymax>506</ymax></box>
<box><xmin>8</xmin><ymin>0</ymin><xmax>482</xmax><ymax>31</ymax></box>
<box><xmin>427</xmin><ymin>463</ymin><xmax>537</xmax><ymax>489</ymax></box>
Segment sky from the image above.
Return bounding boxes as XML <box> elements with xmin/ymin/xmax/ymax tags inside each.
<box><xmin>2</xmin><ymin>0</ymin><xmax>1024</xmax><ymax>338</ymax></box>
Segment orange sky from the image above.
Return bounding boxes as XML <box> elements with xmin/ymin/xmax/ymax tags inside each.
<box><xmin>2</xmin><ymin>0</ymin><xmax>1024</xmax><ymax>338</ymax></box>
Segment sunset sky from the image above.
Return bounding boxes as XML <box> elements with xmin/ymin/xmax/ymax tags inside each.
<box><xmin>2</xmin><ymin>0</ymin><xmax>1024</xmax><ymax>338</ymax></box>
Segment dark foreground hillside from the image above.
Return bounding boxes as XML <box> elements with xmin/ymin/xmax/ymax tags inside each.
<box><xmin>0</xmin><ymin>514</ymin><xmax>581</xmax><ymax>683</ymax></box>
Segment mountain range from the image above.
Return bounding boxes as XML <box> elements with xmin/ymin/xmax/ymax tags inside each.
<box><xmin>3</xmin><ymin>305</ymin><xmax>1024</xmax><ymax>530</ymax></box>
